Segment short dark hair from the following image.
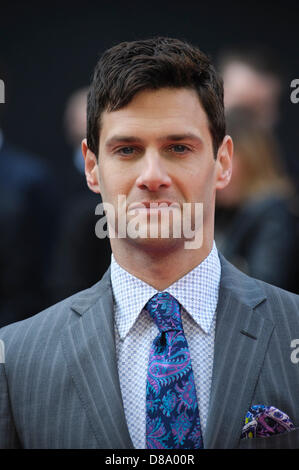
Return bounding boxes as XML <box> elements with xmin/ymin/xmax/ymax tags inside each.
<box><xmin>87</xmin><ymin>37</ymin><xmax>225</xmax><ymax>157</ymax></box>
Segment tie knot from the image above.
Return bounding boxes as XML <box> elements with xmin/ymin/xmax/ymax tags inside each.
<box><xmin>145</xmin><ymin>292</ymin><xmax>183</xmax><ymax>332</ymax></box>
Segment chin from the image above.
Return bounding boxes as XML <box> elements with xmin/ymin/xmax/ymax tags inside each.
<box><xmin>126</xmin><ymin>235</ymin><xmax>184</xmax><ymax>254</ymax></box>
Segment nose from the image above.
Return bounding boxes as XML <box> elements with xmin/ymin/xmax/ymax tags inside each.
<box><xmin>135</xmin><ymin>151</ymin><xmax>172</xmax><ymax>192</ymax></box>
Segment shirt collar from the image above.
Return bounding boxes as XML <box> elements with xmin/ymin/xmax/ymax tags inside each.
<box><xmin>111</xmin><ymin>241</ymin><xmax>221</xmax><ymax>339</ymax></box>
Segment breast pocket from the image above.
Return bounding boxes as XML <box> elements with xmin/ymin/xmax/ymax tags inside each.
<box><xmin>238</xmin><ymin>428</ymin><xmax>299</xmax><ymax>449</ymax></box>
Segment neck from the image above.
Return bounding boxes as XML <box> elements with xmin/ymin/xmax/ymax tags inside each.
<box><xmin>110</xmin><ymin>236</ymin><xmax>214</xmax><ymax>290</ymax></box>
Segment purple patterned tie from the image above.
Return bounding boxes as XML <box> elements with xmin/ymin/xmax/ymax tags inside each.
<box><xmin>145</xmin><ymin>292</ymin><xmax>203</xmax><ymax>449</ymax></box>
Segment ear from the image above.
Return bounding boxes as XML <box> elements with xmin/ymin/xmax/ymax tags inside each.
<box><xmin>81</xmin><ymin>138</ymin><xmax>101</xmax><ymax>194</ymax></box>
<box><xmin>215</xmin><ymin>135</ymin><xmax>233</xmax><ymax>190</ymax></box>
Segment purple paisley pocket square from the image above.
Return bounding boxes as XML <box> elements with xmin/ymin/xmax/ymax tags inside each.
<box><xmin>241</xmin><ymin>405</ymin><xmax>295</xmax><ymax>439</ymax></box>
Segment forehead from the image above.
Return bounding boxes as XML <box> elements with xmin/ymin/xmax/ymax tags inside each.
<box><xmin>99</xmin><ymin>87</ymin><xmax>211</xmax><ymax>143</ymax></box>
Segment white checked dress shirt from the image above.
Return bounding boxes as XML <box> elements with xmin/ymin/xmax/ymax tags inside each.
<box><xmin>111</xmin><ymin>241</ymin><xmax>221</xmax><ymax>448</ymax></box>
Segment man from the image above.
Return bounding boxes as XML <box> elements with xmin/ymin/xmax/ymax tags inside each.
<box><xmin>0</xmin><ymin>37</ymin><xmax>299</xmax><ymax>449</ymax></box>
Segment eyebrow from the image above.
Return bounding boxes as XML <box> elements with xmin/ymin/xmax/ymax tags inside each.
<box><xmin>105</xmin><ymin>136</ymin><xmax>143</xmax><ymax>148</ymax></box>
<box><xmin>105</xmin><ymin>133</ymin><xmax>203</xmax><ymax>148</ymax></box>
<box><xmin>160</xmin><ymin>133</ymin><xmax>203</xmax><ymax>144</ymax></box>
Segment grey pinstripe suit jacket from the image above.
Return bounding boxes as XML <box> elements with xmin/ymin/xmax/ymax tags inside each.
<box><xmin>1</xmin><ymin>254</ymin><xmax>299</xmax><ymax>449</ymax></box>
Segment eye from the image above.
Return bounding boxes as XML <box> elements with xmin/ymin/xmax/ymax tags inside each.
<box><xmin>116</xmin><ymin>146</ymin><xmax>135</xmax><ymax>156</ymax></box>
<box><xmin>113</xmin><ymin>146</ymin><xmax>143</xmax><ymax>158</ymax></box>
<box><xmin>168</xmin><ymin>144</ymin><xmax>190</xmax><ymax>154</ymax></box>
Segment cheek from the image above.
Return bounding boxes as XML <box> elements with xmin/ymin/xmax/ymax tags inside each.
<box><xmin>180</xmin><ymin>174</ymin><xmax>214</xmax><ymax>209</ymax></box>
<box><xmin>192</xmin><ymin>165</ymin><xmax>217</xmax><ymax>195</ymax></box>
<box><xmin>98</xmin><ymin>161</ymin><xmax>135</xmax><ymax>200</ymax></box>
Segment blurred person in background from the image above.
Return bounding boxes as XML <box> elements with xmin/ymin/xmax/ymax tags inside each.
<box><xmin>215</xmin><ymin>107</ymin><xmax>297</xmax><ymax>291</ymax></box>
<box><xmin>48</xmin><ymin>87</ymin><xmax>110</xmax><ymax>303</ymax></box>
<box><xmin>218</xmin><ymin>46</ymin><xmax>299</xmax><ymax>191</ymax></box>
<box><xmin>63</xmin><ymin>86</ymin><xmax>91</xmax><ymax>197</ymax></box>
<box><xmin>218</xmin><ymin>47</ymin><xmax>299</xmax><ymax>291</ymax></box>
<box><xmin>219</xmin><ymin>46</ymin><xmax>282</xmax><ymax>130</ymax></box>
<box><xmin>0</xmin><ymin>64</ymin><xmax>58</xmax><ymax>326</ymax></box>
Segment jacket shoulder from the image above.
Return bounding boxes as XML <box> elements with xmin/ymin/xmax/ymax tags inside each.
<box><xmin>0</xmin><ymin>271</ymin><xmax>110</xmax><ymax>348</ymax></box>
<box><xmin>219</xmin><ymin>252</ymin><xmax>299</xmax><ymax>319</ymax></box>
<box><xmin>254</xmin><ymin>277</ymin><xmax>299</xmax><ymax>323</ymax></box>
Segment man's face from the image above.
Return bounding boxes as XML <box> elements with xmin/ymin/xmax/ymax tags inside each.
<box><xmin>83</xmin><ymin>87</ymin><xmax>232</xmax><ymax>251</ymax></box>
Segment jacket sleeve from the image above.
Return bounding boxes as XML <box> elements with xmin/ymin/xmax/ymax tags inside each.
<box><xmin>0</xmin><ymin>364</ymin><xmax>22</xmax><ymax>448</ymax></box>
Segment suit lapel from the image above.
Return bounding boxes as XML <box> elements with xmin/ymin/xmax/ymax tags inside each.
<box><xmin>204</xmin><ymin>255</ymin><xmax>275</xmax><ymax>449</ymax></box>
<box><xmin>61</xmin><ymin>269</ymin><xmax>134</xmax><ymax>449</ymax></box>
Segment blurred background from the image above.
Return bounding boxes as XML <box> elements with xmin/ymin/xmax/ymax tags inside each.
<box><xmin>0</xmin><ymin>0</ymin><xmax>298</xmax><ymax>326</ymax></box>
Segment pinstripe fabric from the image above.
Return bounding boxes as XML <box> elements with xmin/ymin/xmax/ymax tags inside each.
<box><xmin>0</xmin><ymin>254</ymin><xmax>299</xmax><ymax>448</ymax></box>
<box><xmin>204</xmin><ymin>255</ymin><xmax>299</xmax><ymax>448</ymax></box>
<box><xmin>0</xmin><ymin>271</ymin><xmax>132</xmax><ymax>449</ymax></box>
